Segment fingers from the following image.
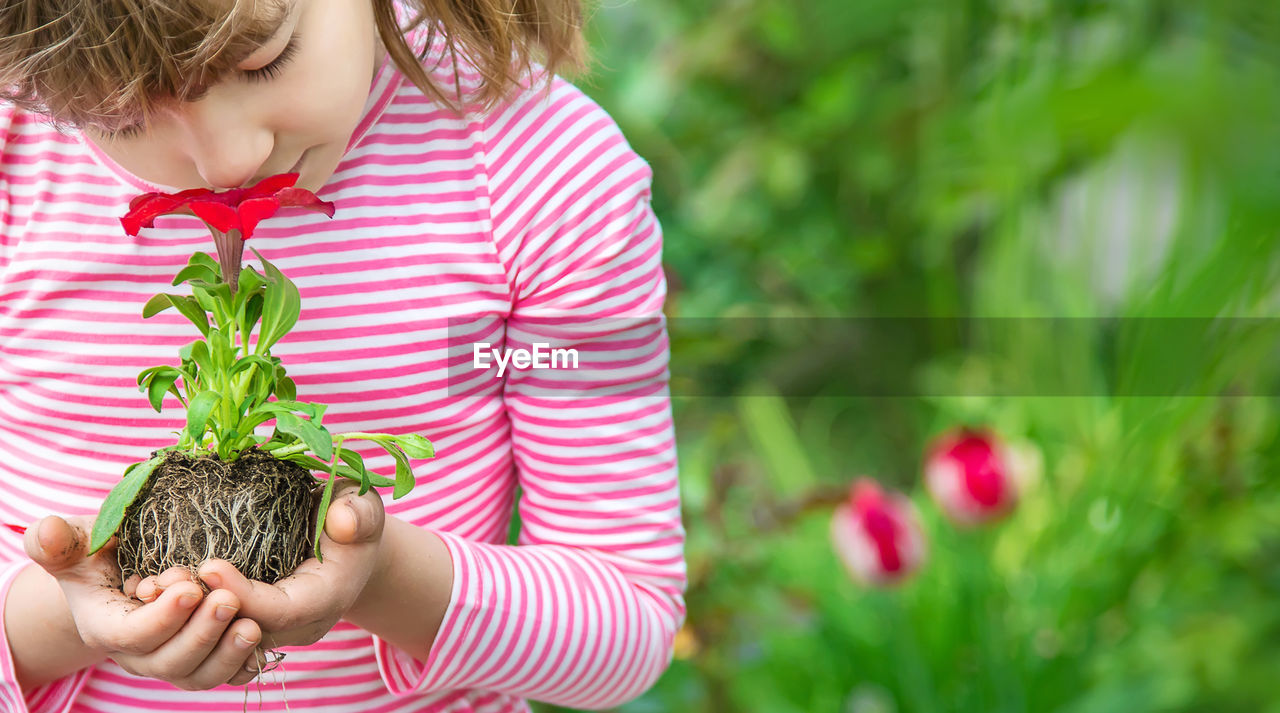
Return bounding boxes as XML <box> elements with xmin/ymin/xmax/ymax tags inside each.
<box><xmin>123</xmin><ymin>575</ymin><xmax>141</xmax><ymax>599</ymax></box>
<box><xmin>175</xmin><ymin>620</ymin><xmax>260</xmax><ymax>690</ymax></box>
<box><xmin>226</xmin><ymin>647</ymin><xmax>269</xmax><ymax>687</ymax></box>
<box><xmin>77</xmin><ymin>579</ymin><xmax>204</xmax><ymax>655</ymax></box>
<box><xmin>136</xmin><ymin>566</ymin><xmax>198</xmax><ymax>603</ymax></box>
<box><xmin>197</xmin><ymin>560</ymin><xmax>298</xmax><ymax>626</ymax></box>
<box><xmin>323</xmin><ymin>488</ymin><xmax>385</xmax><ymax>545</ymax></box>
<box><xmin>148</xmin><ymin>590</ymin><xmax>256</xmax><ymax>688</ymax></box>
<box><xmin>24</xmin><ymin>516</ymin><xmax>88</xmax><ymax>576</ymax></box>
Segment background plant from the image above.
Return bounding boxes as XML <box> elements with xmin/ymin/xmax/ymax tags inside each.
<box><xmin>523</xmin><ymin>1</ymin><xmax>1280</xmax><ymax>711</ymax></box>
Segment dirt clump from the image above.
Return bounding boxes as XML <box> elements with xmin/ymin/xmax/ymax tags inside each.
<box><xmin>116</xmin><ymin>448</ymin><xmax>316</xmax><ymax>585</ymax></box>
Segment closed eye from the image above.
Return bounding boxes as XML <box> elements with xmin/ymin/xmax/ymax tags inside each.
<box><xmin>243</xmin><ymin>33</ymin><xmax>301</xmax><ymax>83</ymax></box>
<box><xmin>94</xmin><ymin>33</ymin><xmax>302</xmax><ymax>141</ymax></box>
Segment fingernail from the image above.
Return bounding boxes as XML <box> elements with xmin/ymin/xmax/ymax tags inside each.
<box><xmin>235</xmin><ymin>633</ymin><xmax>257</xmax><ymax>649</ymax></box>
<box><xmin>215</xmin><ymin>604</ymin><xmax>238</xmax><ymax>622</ymax></box>
<box><xmin>179</xmin><ymin>592</ymin><xmax>200</xmax><ymax>609</ymax></box>
<box><xmin>201</xmin><ymin>572</ymin><xmax>223</xmax><ymax>589</ymax></box>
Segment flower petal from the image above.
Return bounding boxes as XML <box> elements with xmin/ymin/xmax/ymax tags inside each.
<box><xmin>237</xmin><ymin>197</ymin><xmax>283</xmax><ymax>241</ymax></box>
<box><xmin>834</xmin><ymin>478</ymin><xmax>927</xmax><ymax>587</ymax></box>
<box><xmin>121</xmin><ymin>195</ymin><xmax>183</xmax><ymax>235</ymax></box>
<box><xmin>127</xmin><ymin>191</ymin><xmax>165</xmax><ymax>212</ymax></box>
<box><xmin>924</xmin><ymin>428</ymin><xmax>1017</xmax><ymax>527</ymax></box>
<box><xmin>187</xmin><ymin>201</ymin><xmax>241</xmax><ymax>233</ymax></box>
<box><xmin>272</xmin><ymin>187</ymin><xmax>336</xmax><ymax>217</ymax></box>
<box><xmin>245</xmin><ymin>172</ymin><xmax>300</xmax><ymax>197</ymax></box>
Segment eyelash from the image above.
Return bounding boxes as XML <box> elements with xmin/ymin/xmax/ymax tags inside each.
<box><xmin>244</xmin><ymin>35</ymin><xmax>301</xmax><ymax>84</ymax></box>
<box><xmin>104</xmin><ymin>35</ymin><xmax>300</xmax><ymax>140</ymax></box>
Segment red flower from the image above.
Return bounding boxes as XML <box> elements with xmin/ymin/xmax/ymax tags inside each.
<box><xmin>121</xmin><ymin>173</ymin><xmax>334</xmax><ymax>238</ymax></box>
<box><xmin>119</xmin><ymin>173</ymin><xmax>334</xmax><ymax>291</ymax></box>
<box><xmin>924</xmin><ymin>427</ymin><xmax>1019</xmax><ymax>527</ymax></box>
<box><xmin>830</xmin><ymin>478</ymin><xmax>927</xmax><ymax>587</ymax></box>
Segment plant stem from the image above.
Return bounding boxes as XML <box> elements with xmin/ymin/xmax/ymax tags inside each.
<box><xmin>266</xmin><ymin>443</ymin><xmax>310</xmax><ymax>458</ymax></box>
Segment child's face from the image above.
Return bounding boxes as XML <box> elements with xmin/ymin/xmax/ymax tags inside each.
<box><xmin>86</xmin><ymin>0</ymin><xmax>382</xmax><ymax>193</ymax></box>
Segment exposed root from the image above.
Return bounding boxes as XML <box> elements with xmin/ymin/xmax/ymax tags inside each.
<box><xmin>117</xmin><ymin>448</ymin><xmax>317</xmax><ymax>584</ymax></box>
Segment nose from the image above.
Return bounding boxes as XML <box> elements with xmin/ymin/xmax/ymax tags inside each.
<box><xmin>177</xmin><ymin>95</ymin><xmax>275</xmax><ymax>189</ymax></box>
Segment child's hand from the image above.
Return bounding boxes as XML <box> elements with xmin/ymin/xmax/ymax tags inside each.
<box><xmin>25</xmin><ymin>515</ymin><xmax>264</xmax><ymax>689</ymax></box>
<box><xmin>136</xmin><ymin>483</ymin><xmax>386</xmax><ymax>650</ymax></box>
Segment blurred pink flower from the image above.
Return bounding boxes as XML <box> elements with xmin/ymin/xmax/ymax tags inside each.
<box><xmin>924</xmin><ymin>427</ymin><xmax>1018</xmax><ymax>527</ymax></box>
<box><xmin>830</xmin><ymin>478</ymin><xmax>927</xmax><ymax>587</ymax></box>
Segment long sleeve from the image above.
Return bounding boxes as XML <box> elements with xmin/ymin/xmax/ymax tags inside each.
<box><xmin>373</xmin><ymin>77</ymin><xmax>686</xmax><ymax>709</ymax></box>
<box><xmin>0</xmin><ymin>560</ymin><xmax>93</xmax><ymax>713</ymax></box>
<box><xmin>0</xmin><ymin>100</ymin><xmax>93</xmax><ymax>713</ymax></box>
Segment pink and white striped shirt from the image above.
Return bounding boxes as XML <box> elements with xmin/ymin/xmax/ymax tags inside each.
<box><xmin>0</xmin><ymin>21</ymin><xmax>685</xmax><ymax>713</ymax></box>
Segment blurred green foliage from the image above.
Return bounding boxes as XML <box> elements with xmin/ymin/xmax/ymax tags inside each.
<box><xmin>537</xmin><ymin>0</ymin><xmax>1280</xmax><ymax>711</ymax></box>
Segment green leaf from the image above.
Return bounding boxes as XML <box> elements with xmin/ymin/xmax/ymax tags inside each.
<box><xmin>185</xmin><ymin>391</ymin><xmax>222</xmax><ymax>441</ymax></box>
<box><xmin>142</xmin><ymin>293</ymin><xmax>175</xmax><ymax>318</ymax></box>
<box><xmin>229</xmin><ymin>354</ymin><xmax>275</xmax><ymax>378</ymax></box>
<box><xmin>282</xmin><ymin>454</ymin><xmax>382</xmax><ymax>484</ymax></box>
<box><xmin>277</xmin><ymin>376</ymin><xmax>296</xmax><ymax>402</ymax></box>
<box><xmin>393</xmin><ymin>434</ymin><xmax>435</xmax><ymax>459</ymax></box>
<box><xmin>189</xmin><ymin>340</ymin><xmax>214</xmax><ymax>380</ymax></box>
<box><xmin>367</xmin><ymin>441</ymin><xmax>416</xmax><ymax>499</ymax></box>
<box><xmin>209</xmin><ymin>328</ymin><xmax>235</xmax><ymax>373</ymax></box>
<box><xmin>251</xmin><ymin>370</ymin><xmax>274</xmax><ymax>406</ymax></box>
<box><xmin>136</xmin><ymin>365</ymin><xmax>167</xmax><ymax>387</ymax></box>
<box><xmin>274</xmin><ymin>411</ymin><xmax>332</xmax><ymax>461</ymax></box>
<box><xmin>238</xmin><ymin>266</ymin><xmax>265</xmax><ymax>294</ymax></box>
<box><xmin>143</xmin><ymin>294</ymin><xmax>210</xmax><ymax>337</ymax></box>
<box><xmin>209</xmin><ymin>280</ymin><xmax>234</xmax><ymax>306</ymax></box>
<box><xmin>391</xmin><ymin>445</ymin><xmax>414</xmax><ymax>499</ymax></box>
<box><xmin>313</xmin><ymin>467</ymin><xmax>337</xmax><ymax>563</ymax></box>
<box><xmin>242</xmin><ymin>293</ymin><xmax>264</xmax><ymax>340</ymax></box>
<box><xmin>255</xmin><ymin>400</ymin><xmax>326</xmax><ymax>422</ymax></box>
<box><xmin>171</xmin><ymin>264</ymin><xmax>219</xmax><ymax>287</ymax></box>
<box><xmin>144</xmin><ymin>368</ymin><xmax>183</xmax><ymax>412</ymax></box>
<box><xmin>192</xmin><ymin>286</ymin><xmax>218</xmax><ymax>316</ymax></box>
<box><xmin>188</xmin><ymin>251</ymin><xmax>220</xmax><ymax>277</ymax></box>
<box><xmin>338</xmin><ymin>448</ymin><xmax>370</xmax><ymax>495</ymax></box>
<box><xmin>252</xmin><ymin>248</ymin><xmax>301</xmax><ymax>354</ymax></box>
<box><xmin>89</xmin><ymin>454</ymin><xmax>165</xmax><ymax>554</ymax></box>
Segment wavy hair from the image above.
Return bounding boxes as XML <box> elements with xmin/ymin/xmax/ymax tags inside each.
<box><xmin>0</xmin><ymin>0</ymin><xmax>587</xmax><ymax>131</ymax></box>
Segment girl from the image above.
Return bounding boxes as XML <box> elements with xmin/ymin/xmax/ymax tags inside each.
<box><xmin>0</xmin><ymin>0</ymin><xmax>685</xmax><ymax>711</ymax></box>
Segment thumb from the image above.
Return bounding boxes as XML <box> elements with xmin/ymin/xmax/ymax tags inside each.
<box><xmin>24</xmin><ymin>516</ymin><xmax>91</xmax><ymax>575</ymax></box>
<box><xmin>323</xmin><ymin>491</ymin><xmax>384</xmax><ymax>545</ymax></box>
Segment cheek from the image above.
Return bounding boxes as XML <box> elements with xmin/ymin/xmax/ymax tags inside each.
<box><xmin>288</xmin><ymin>70</ymin><xmax>371</xmax><ymax>138</ymax></box>
<box><xmin>268</xmin><ymin>56</ymin><xmax>369</xmax><ymax>137</ymax></box>
<box><xmin>271</xmin><ymin>2</ymin><xmax>377</xmax><ymax>135</ymax></box>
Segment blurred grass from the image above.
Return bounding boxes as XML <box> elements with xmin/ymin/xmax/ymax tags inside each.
<box><xmin>536</xmin><ymin>0</ymin><xmax>1280</xmax><ymax>711</ymax></box>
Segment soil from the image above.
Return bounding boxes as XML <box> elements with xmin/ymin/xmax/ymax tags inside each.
<box><xmin>116</xmin><ymin>448</ymin><xmax>317</xmax><ymax>585</ymax></box>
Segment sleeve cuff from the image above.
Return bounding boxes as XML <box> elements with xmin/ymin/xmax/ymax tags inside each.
<box><xmin>0</xmin><ymin>562</ymin><xmax>92</xmax><ymax>713</ymax></box>
<box><xmin>372</xmin><ymin>530</ymin><xmax>473</xmax><ymax>697</ymax></box>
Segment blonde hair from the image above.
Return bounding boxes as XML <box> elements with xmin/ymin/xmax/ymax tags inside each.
<box><xmin>0</xmin><ymin>0</ymin><xmax>587</xmax><ymax>131</ymax></box>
